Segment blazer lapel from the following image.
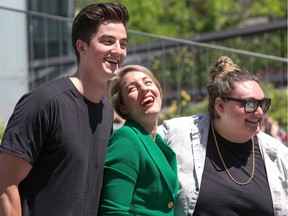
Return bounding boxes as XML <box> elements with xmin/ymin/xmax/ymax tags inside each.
<box><xmin>126</xmin><ymin>119</ymin><xmax>179</xmax><ymax>197</ymax></box>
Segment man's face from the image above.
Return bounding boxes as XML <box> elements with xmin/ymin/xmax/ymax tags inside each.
<box><xmin>79</xmin><ymin>22</ymin><xmax>128</xmax><ymax>81</ymax></box>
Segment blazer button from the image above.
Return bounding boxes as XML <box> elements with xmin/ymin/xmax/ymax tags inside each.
<box><xmin>168</xmin><ymin>201</ymin><xmax>174</xmax><ymax>209</ymax></box>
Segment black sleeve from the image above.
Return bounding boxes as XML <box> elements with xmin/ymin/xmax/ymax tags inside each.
<box><xmin>0</xmin><ymin>91</ymin><xmax>49</xmax><ymax>165</ymax></box>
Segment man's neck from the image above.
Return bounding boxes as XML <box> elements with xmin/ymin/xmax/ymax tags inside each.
<box><xmin>69</xmin><ymin>73</ymin><xmax>108</xmax><ymax>103</ymax></box>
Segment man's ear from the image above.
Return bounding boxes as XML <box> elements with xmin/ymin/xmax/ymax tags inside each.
<box><xmin>76</xmin><ymin>39</ymin><xmax>87</xmax><ymax>55</ymax></box>
<box><xmin>215</xmin><ymin>97</ymin><xmax>225</xmax><ymax>114</ymax></box>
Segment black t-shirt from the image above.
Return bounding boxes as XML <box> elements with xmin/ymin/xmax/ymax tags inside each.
<box><xmin>0</xmin><ymin>77</ymin><xmax>113</xmax><ymax>215</ymax></box>
<box><xmin>193</xmin><ymin>125</ymin><xmax>274</xmax><ymax>216</ymax></box>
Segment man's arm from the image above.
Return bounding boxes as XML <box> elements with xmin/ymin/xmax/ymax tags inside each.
<box><xmin>0</xmin><ymin>152</ymin><xmax>32</xmax><ymax>216</ymax></box>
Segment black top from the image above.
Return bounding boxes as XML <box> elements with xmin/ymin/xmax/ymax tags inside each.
<box><xmin>1</xmin><ymin>77</ymin><xmax>113</xmax><ymax>215</ymax></box>
<box><xmin>193</xmin><ymin>125</ymin><xmax>274</xmax><ymax>216</ymax></box>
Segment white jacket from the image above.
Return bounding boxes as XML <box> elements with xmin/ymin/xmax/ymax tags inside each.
<box><xmin>158</xmin><ymin>114</ymin><xmax>288</xmax><ymax>216</ymax></box>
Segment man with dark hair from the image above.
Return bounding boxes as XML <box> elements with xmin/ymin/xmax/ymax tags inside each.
<box><xmin>0</xmin><ymin>3</ymin><xmax>129</xmax><ymax>215</ymax></box>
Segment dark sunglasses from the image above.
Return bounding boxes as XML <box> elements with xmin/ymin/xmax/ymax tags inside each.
<box><xmin>221</xmin><ymin>97</ymin><xmax>271</xmax><ymax>113</ymax></box>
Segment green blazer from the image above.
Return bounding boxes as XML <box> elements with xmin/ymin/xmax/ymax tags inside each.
<box><xmin>99</xmin><ymin>119</ymin><xmax>179</xmax><ymax>215</ymax></box>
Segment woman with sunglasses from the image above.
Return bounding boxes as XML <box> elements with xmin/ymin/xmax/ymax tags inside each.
<box><xmin>158</xmin><ymin>56</ymin><xmax>288</xmax><ymax>216</ymax></box>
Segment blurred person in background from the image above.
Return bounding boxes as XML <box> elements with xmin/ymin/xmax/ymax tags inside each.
<box><xmin>0</xmin><ymin>3</ymin><xmax>129</xmax><ymax>215</ymax></box>
<box><xmin>99</xmin><ymin>65</ymin><xmax>179</xmax><ymax>215</ymax></box>
<box><xmin>158</xmin><ymin>56</ymin><xmax>288</xmax><ymax>216</ymax></box>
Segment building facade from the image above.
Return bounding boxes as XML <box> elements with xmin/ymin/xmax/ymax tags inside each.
<box><xmin>0</xmin><ymin>0</ymin><xmax>75</xmax><ymax>123</ymax></box>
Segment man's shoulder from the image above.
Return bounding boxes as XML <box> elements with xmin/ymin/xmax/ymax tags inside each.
<box><xmin>33</xmin><ymin>77</ymin><xmax>69</xmax><ymax>94</ymax></box>
<box><xmin>29</xmin><ymin>77</ymin><xmax>74</xmax><ymax>102</ymax></box>
<box><xmin>13</xmin><ymin>77</ymin><xmax>73</xmax><ymax>114</ymax></box>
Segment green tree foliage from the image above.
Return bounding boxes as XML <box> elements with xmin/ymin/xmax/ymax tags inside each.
<box><xmin>262</xmin><ymin>83</ymin><xmax>288</xmax><ymax>131</ymax></box>
<box><xmin>0</xmin><ymin>121</ymin><xmax>5</xmax><ymax>142</ymax></box>
<box><xmin>245</xmin><ymin>0</ymin><xmax>287</xmax><ymax>19</ymax></box>
<box><xmin>73</xmin><ymin>0</ymin><xmax>287</xmax><ymax>37</ymax></box>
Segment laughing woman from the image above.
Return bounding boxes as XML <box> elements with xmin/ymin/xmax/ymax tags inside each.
<box><xmin>158</xmin><ymin>56</ymin><xmax>288</xmax><ymax>216</ymax></box>
<box><xmin>99</xmin><ymin>65</ymin><xmax>179</xmax><ymax>215</ymax></box>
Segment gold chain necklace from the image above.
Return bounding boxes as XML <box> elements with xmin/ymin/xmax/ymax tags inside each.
<box><xmin>211</xmin><ymin>124</ymin><xmax>255</xmax><ymax>186</ymax></box>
